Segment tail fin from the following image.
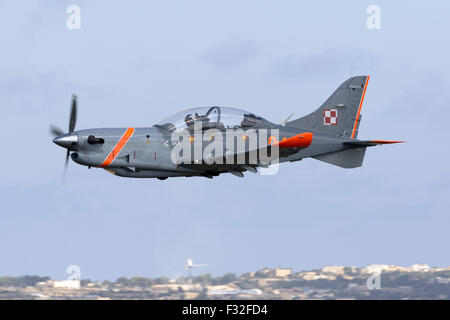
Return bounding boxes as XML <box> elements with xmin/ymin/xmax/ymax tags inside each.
<box><xmin>287</xmin><ymin>76</ymin><xmax>369</xmax><ymax>139</ymax></box>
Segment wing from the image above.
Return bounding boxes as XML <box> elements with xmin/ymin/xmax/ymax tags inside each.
<box><xmin>204</xmin><ymin>132</ymin><xmax>314</xmax><ymax>164</ymax></box>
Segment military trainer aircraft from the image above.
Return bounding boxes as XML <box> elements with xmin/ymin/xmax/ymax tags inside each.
<box><xmin>50</xmin><ymin>76</ymin><xmax>402</xmax><ymax>180</ymax></box>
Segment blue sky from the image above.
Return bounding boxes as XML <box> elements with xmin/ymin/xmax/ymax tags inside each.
<box><xmin>0</xmin><ymin>0</ymin><xmax>449</xmax><ymax>281</ymax></box>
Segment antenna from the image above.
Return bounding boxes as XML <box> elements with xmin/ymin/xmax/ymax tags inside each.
<box><xmin>280</xmin><ymin>113</ymin><xmax>294</xmax><ymax>126</ymax></box>
<box><xmin>350</xmin><ymin>60</ymin><xmax>354</xmax><ymax>77</ymax></box>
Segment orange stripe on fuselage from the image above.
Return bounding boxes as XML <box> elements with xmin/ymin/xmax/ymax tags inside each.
<box><xmin>351</xmin><ymin>76</ymin><xmax>370</xmax><ymax>139</ymax></box>
<box><xmin>100</xmin><ymin>127</ymin><xmax>135</xmax><ymax>168</ymax></box>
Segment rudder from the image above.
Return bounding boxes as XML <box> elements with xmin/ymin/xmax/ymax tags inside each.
<box><xmin>287</xmin><ymin>76</ymin><xmax>369</xmax><ymax>139</ymax></box>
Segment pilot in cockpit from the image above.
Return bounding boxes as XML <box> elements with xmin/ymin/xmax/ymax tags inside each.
<box><xmin>241</xmin><ymin>113</ymin><xmax>261</xmax><ymax>128</ymax></box>
<box><xmin>184</xmin><ymin>114</ymin><xmax>194</xmax><ymax>127</ymax></box>
<box><xmin>185</xmin><ymin>112</ymin><xmax>212</xmax><ymax>129</ymax></box>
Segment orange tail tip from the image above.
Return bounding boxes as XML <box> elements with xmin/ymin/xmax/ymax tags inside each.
<box><xmin>271</xmin><ymin>132</ymin><xmax>314</xmax><ymax>149</ymax></box>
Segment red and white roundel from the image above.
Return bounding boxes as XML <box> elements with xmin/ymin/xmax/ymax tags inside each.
<box><xmin>323</xmin><ymin>109</ymin><xmax>338</xmax><ymax>125</ymax></box>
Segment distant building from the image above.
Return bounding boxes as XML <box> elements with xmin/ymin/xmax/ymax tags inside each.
<box><xmin>409</xmin><ymin>264</ymin><xmax>431</xmax><ymax>272</ymax></box>
<box><xmin>184</xmin><ymin>292</ymin><xmax>199</xmax><ymax>299</ymax></box>
<box><xmin>258</xmin><ymin>268</ymin><xmax>271</xmax><ymax>275</ymax></box>
<box><xmin>301</xmin><ymin>272</ymin><xmax>329</xmax><ymax>281</ymax></box>
<box><xmin>257</xmin><ymin>278</ymin><xmax>282</xmax><ymax>286</ymax></box>
<box><xmin>207</xmin><ymin>283</ymin><xmax>240</xmax><ymax>295</ymax></box>
<box><xmin>302</xmin><ymin>272</ymin><xmax>317</xmax><ymax>281</ymax></box>
<box><xmin>364</xmin><ymin>264</ymin><xmax>391</xmax><ymax>274</ymax></box>
<box><xmin>52</xmin><ymin>280</ymin><xmax>81</xmax><ymax>289</ymax></box>
<box><xmin>270</xmin><ymin>268</ymin><xmax>292</xmax><ymax>278</ymax></box>
<box><xmin>363</xmin><ymin>265</ymin><xmax>409</xmax><ymax>274</ymax></box>
<box><xmin>322</xmin><ymin>266</ymin><xmax>345</xmax><ymax>275</ymax></box>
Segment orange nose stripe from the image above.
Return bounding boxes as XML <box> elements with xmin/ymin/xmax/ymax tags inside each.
<box><xmin>100</xmin><ymin>127</ymin><xmax>135</xmax><ymax>168</ymax></box>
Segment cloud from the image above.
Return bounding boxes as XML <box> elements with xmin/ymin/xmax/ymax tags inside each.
<box><xmin>0</xmin><ymin>64</ymin><xmax>72</xmax><ymax>112</ymax></box>
<box><xmin>385</xmin><ymin>74</ymin><xmax>450</xmax><ymax>133</ymax></box>
<box><xmin>272</xmin><ymin>49</ymin><xmax>378</xmax><ymax>78</ymax></box>
<box><xmin>199</xmin><ymin>36</ymin><xmax>259</xmax><ymax>68</ymax></box>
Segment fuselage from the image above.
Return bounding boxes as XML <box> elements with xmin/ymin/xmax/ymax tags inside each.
<box><xmin>56</xmin><ymin>123</ymin><xmax>350</xmax><ymax>179</ymax></box>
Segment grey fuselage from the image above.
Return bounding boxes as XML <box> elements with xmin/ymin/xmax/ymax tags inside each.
<box><xmin>66</xmin><ymin>123</ymin><xmax>353</xmax><ymax>179</ymax></box>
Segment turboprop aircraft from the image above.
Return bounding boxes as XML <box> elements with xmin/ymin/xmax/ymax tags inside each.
<box><xmin>50</xmin><ymin>76</ymin><xmax>403</xmax><ymax>180</ymax></box>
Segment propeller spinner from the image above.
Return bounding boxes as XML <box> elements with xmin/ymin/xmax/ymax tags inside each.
<box><xmin>49</xmin><ymin>95</ymin><xmax>78</xmax><ymax>171</ymax></box>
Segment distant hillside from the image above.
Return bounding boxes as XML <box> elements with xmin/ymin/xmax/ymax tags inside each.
<box><xmin>1</xmin><ymin>264</ymin><xmax>449</xmax><ymax>299</ymax></box>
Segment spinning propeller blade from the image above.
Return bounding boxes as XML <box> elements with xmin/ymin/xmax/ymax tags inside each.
<box><xmin>49</xmin><ymin>94</ymin><xmax>79</xmax><ymax>180</ymax></box>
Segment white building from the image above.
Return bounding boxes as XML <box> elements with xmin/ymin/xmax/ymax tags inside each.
<box><xmin>53</xmin><ymin>280</ymin><xmax>81</xmax><ymax>289</ymax></box>
<box><xmin>322</xmin><ymin>266</ymin><xmax>346</xmax><ymax>275</ymax></box>
<box><xmin>409</xmin><ymin>264</ymin><xmax>432</xmax><ymax>272</ymax></box>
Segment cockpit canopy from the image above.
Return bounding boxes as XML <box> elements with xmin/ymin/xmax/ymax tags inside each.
<box><xmin>155</xmin><ymin>106</ymin><xmax>268</xmax><ymax>132</ymax></box>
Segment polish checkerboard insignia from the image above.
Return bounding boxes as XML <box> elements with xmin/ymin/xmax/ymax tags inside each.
<box><xmin>323</xmin><ymin>109</ymin><xmax>338</xmax><ymax>125</ymax></box>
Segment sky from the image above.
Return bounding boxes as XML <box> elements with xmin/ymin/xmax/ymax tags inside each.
<box><xmin>0</xmin><ymin>0</ymin><xmax>449</xmax><ymax>281</ymax></box>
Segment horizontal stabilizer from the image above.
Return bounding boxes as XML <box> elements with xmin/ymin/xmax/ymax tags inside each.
<box><xmin>313</xmin><ymin>147</ymin><xmax>367</xmax><ymax>168</ymax></box>
<box><xmin>344</xmin><ymin>140</ymin><xmax>405</xmax><ymax>147</ymax></box>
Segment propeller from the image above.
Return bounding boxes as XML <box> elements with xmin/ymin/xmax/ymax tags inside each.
<box><xmin>49</xmin><ymin>95</ymin><xmax>78</xmax><ymax>178</ymax></box>
<box><xmin>69</xmin><ymin>94</ymin><xmax>77</xmax><ymax>133</ymax></box>
<box><xmin>49</xmin><ymin>125</ymin><xmax>64</xmax><ymax>137</ymax></box>
<box><xmin>49</xmin><ymin>95</ymin><xmax>77</xmax><ymax>137</ymax></box>
<box><xmin>65</xmin><ymin>150</ymin><xmax>70</xmax><ymax>168</ymax></box>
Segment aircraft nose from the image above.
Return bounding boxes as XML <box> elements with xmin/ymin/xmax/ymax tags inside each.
<box><xmin>53</xmin><ymin>133</ymin><xmax>78</xmax><ymax>149</ymax></box>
